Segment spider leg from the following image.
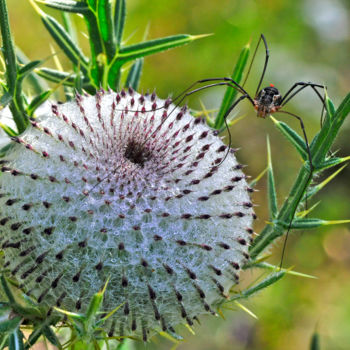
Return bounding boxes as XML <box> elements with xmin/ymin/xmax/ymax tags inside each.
<box><xmin>147</xmin><ymin>82</ymin><xmax>254</xmax><ymax>144</ymax></box>
<box><xmin>214</xmin><ymin>94</ymin><xmax>251</xmax><ymax>166</ymax></box>
<box><xmin>280</xmin><ymin>81</ymin><xmax>326</xmax><ymax>107</ymax></box>
<box><xmin>276</xmin><ymin>110</ymin><xmax>314</xmax><ymax>269</ymax></box>
<box><xmin>253</xmin><ymin>34</ymin><xmax>270</xmax><ymax>97</ymax></box>
<box><xmin>281</xmin><ymin>81</ymin><xmax>328</xmax><ymax>132</ymax></box>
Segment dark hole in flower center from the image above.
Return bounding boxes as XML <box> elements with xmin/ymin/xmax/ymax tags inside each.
<box><xmin>124</xmin><ymin>140</ymin><xmax>152</xmax><ymax>167</ymax></box>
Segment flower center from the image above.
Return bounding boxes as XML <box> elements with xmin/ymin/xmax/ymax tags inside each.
<box><xmin>124</xmin><ymin>140</ymin><xmax>152</xmax><ymax>167</ymax></box>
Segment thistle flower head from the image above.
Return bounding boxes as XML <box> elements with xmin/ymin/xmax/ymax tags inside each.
<box><xmin>0</xmin><ymin>89</ymin><xmax>254</xmax><ymax>339</ymax></box>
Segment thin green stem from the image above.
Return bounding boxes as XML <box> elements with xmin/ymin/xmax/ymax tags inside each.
<box><xmin>250</xmin><ymin>93</ymin><xmax>350</xmax><ymax>259</ymax></box>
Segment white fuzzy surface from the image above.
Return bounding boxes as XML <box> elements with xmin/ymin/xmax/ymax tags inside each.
<box><xmin>0</xmin><ymin>90</ymin><xmax>254</xmax><ymax>339</ymax></box>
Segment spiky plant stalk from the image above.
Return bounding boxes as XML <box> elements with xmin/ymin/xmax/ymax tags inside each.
<box><xmin>0</xmin><ymin>0</ymin><xmax>350</xmax><ymax>349</ymax></box>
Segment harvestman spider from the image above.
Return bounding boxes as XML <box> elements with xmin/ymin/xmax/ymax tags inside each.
<box><xmin>86</xmin><ymin>34</ymin><xmax>327</xmax><ymax>266</ymax></box>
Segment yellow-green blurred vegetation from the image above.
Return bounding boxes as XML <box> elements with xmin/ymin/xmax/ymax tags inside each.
<box><xmin>8</xmin><ymin>0</ymin><xmax>350</xmax><ymax>349</ymax></box>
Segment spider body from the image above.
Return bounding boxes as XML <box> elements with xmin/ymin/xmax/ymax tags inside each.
<box><xmin>254</xmin><ymin>85</ymin><xmax>282</xmax><ymax>118</ymax></box>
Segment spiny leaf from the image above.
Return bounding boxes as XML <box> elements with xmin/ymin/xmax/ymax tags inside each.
<box><xmin>30</xmin><ymin>0</ymin><xmax>89</xmax><ymax>72</ymax></box>
<box><xmin>97</xmin><ymin>0</ymin><xmax>115</xmax><ymax>60</ymax></box>
<box><xmin>0</xmin><ymin>122</ymin><xmax>17</xmax><ymax>137</ymax></box>
<box><xmin>114</xmin><ymin>0</ymin><xmax>126</xmax><ymax>47</ymax></box>
<box><xmin>249</xmin><ymin>166</ymin><xmax>268</xmax><ymax>188</ymax></box>
<box><xmin>85</xmin><ymin>278</ymin><xmax>110</xmax><ymax>321</ymax></box>
<box><xmin>125</xmin><ymin>58</ymin><xmax>143</xmax><ymax>90</ymax></box>
<box><xmin>107</xmin><ymin>34</ymin><xmax>209</xmax><ymax>88</ymax></box>
<box><xmin>36</xmin><ymin>0</ymin><xmax>89</xmax><ymax>13</ymax></box>
<box><xmin>158</xmin><ymin>331</ymin><xmax>183</xmax><ymax>346</ymax></box>
<box><xmin>183</xmin><ymin>324</ymin><xmax>195</xmax><ymax>335</ymax></box>
<box><xmin>54</xmin><ymin>307</ymin><xmax>86</xmax><ymax>322</ymax></box>
<box><xmin>298</xmin><ymin>201</ymin><xmax>321</xmax><ymax>218</ymax></box>
<box><xmin>0</xmin><ymin>0</ymin><xmax>27</xmax><ymax>132</ymax></box>
<box><xmin>0</xmin><ymin>317</ymin><xmax>21</xmax><ymax>333</ymax></box>
<box><xmin>289</xmin><ymin>218</ymin><xmax>350</xmax><ymax>229</ymax></box>
<box><xmin>214</xmin><ymin>41</ymin><xmax>250</xmax><ymax>129</ymax></box>
<box><xmin>119</xmin><ymin>34</ymin><xmax>209</xmax><ymax>61</ymax></box>
<box><xmin>0</xmin><ymin>276</ymin><xmax>15</xmax><ymax>303</ymax></box>
<box><xmin>42</xmin><ymin>326</ymin><xmax>61</xmax><ymax>348</ymax></box>
<box><xmin>16</xmin><ymin>47</ymin><xmax>48</xmax><ymax>94</ymax></box>
<box><xmin>8</xmin><ymin>328</ymin><xmax>24</xmax><ymax>350</ymax></box>
<box><xmin>246</xmin><ymin>261</ymin><xmax>317</xmax><ymax>279</ymax></box>
<box><xmin>270</xmin><ymin>115</ymin><xmax>308</xmax><ymax>161</ymax></box>
<box><xmin>231</xmin><ymin>301</ymin><xmax>258</xmax><ymax>319</ymax></box>
<box><xmin>316</xmin><ymin>155</ymin><xmax>350</xmax><ymax>171</ymax></box>
<box><xmin>312</xmin><ymin>93</ymin><xmax>350</xmax><ymax>163</ymax></box>
<box><xmin>18</xmin><ymin>60</ymin><xmax>42</xmax><ymax>78</ymax></box>
<box><xmin>83</xmin><ymin>11</ymin><xmax>103</xmax><ymax>87</ymax></box>
<box><xmin>0</xmin><ymin>0</ymin><xmax>17</xmax><ymax>95</ymax></box>
<box><xmin>62</xmin><ymin>12</ymin><xmax>78</xmax><ymax>46</ymax></box>
<box><xmin>306</xmin><ymin>164</ymin><xmax>347</xmax><ymax>199</ymax></box>
<box><xmin>96</xmin><ymin>302</ymin><xmax>124</xmax><ymax>325</ymax></box>
<box><xmin>36</xmin><ymin>67</ymin><xmax>79</xmax><ymax>86</ymax></box>
<box><xmin>266</xmin><ymin>136</ymin><xmax>278</xmax><ymax>220</ymax></box>
<box><xmin>325</xmin><ymin>93</ymin><xmax>335</xmax><ymax>119</ymax></box>
<box><xmin>26</xmin><ymin>91</ymin><xmax>52</xmax><ymax>116</ymax></box>
<box><xmin>232</xmin><ymin>271</ymin><xmax>285</xmax><ymax>299</ymax></box>
<box><xmin>0</xmin><ymin>93</ymin><xmax>12</xmax><ymax>108</ymax></box>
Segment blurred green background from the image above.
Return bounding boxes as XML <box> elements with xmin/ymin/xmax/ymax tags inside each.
<box><xmin>7</xmin><ymin>0</ymin><xmax>350</xmax><ymax>349</ymax></box>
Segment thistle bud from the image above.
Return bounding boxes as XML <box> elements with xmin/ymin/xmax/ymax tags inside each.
<box><xmin>0</xmin><ymin>90</ymin><xmax>254</xmax><ymax>338</ymax></box>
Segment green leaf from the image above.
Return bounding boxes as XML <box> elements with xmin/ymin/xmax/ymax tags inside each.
<box><xmin>214</xmin><ymin>42</ymin><xmax>250</xmax><ymax>129</ymax></box>
<box><xmin>36</xmin><ymin>0</ymin><xmax>89</xmax><ymax>13</ymax></box>
<box><xmin>0</xmin><ymin>0</ymin><xmax>17</xmax><ymax>95</ymax></box>
<box><xmin>24</xmin><ymin>327</ymin><xmax>43</xmax><ymax>349</ymax></box>
<box><xmin>96</xmin><ymin>302</ymin><xmax>124</xmax><ymax>325</ymax></box>
<box><xmin>125</xmin><ymin>58</ymin><xmax>143</xmax><ymax>90</ymax></box>
<box><xmin>0</xmin><ymin>317</ymin><xmax>21</xmax><ymax>333</ymax></box>
<box><xmin>26</xmin><ymin>91</ymin><xmax>52</xmax><ymax>116</ymax></box>
<box><xmin>8</xmin><ymin>328</ymin><xmax>24</xmax><ymax>350</ymax></box>
<box><xmin>0</xmin><ymin>0</ymin><xmax>27</xmax><ymax>133</ymax></box>
<box><xmin>16</xmin><ymin>47</ymin><xmax>48</xmax><ymax>94</ymax></box>
<box><xmin>97</xmin><ymin>0</ymin><xmax>115</xmax><ymax>60</ymax></box>
<box><xmin>312</xmin><ymin>93</ymin><xmax>350</xmax><ymax>163</ymax></box>
<box><xmin>62</xmin><ymin>12</ymin><xmax>78</xmax><ymax>46</ymax></box>
<box><xmin>310</xmin><ymin>332</ymin><xmax>321</xmax><ymax>350</ymax></box>
<box><xmin>83</xmin><ymin>12</ymin><xmax>104</xmax><ymax>87</ymax></box>
<box><xmin>0</xmin><ymin>93</ymin><xmax>12</xmax><ymax>108</ymax></box>
<box><xmin>119</xmin><ymin>34</ymin><xmax>207</xmax><ymax>61</ymax></box>
<box><xmin>108</xmin><ymin>34</ymin><xmax>208</xmax><ymax>88</ymax></box>
<box><xmin>0</xmin><ymin>276</ymin><xmax>15</xmax><ymax>304</ymax></box>
<box><xmin>245</xmin><ymin>261</ymin><xmax>317</xmax><ymax>279</ymax></box>
<box><xmin>306</xmin><ymin>164</ymin><xmax>347</xmax><ymax>200</ymax></box>
<box><xmin>0</xmin><ymin>333</ymin><xmax>9</xmax><ymax>350</ymax></box>
<box><xmin>18</xmin><ymin>60</ymin><xmax>42</xmax><ymax>78</ymax></box>
<box><xmin>316</xmin><ymin>156</ymin><xmax>350</xmax><ymax>171</ymax></box>
<box><xmin>36</xmin><ymin>67</ymin><xmax>78</xmax><ymax>85</ymax></box>
<box><xmin>54</xmin><ymin>307</ymin><xmax>86</xmax><ymax>321</ymax></box>
<box><xmin>30</xmin><ymin>1</ymin><xmax>89</xmax><ymax>72</ymax></box>
<box><xmin>232</xmin><ymin>271</ymin><xmax>285</xmax><ymax>299</ymax></box>
<box><xmin>249</xmin><ymin>166</ymin><xmax>268</xmax><ymax>188</ymax></box>
<box><xmin>325</xmin><ymin>91</ymin><xmax>335</xmax><ymax>120</ymax></box>
<box><xmin>229</xmin><ymin>301</ymin><xmax>258</xmax><ymax>319</ymax></box>
<box><xmin>289</xmin><ymin>218</ymin><xmax>350</xmax><ymax>229</ymax></box>
<box><xmin>42</xmin><ymin>326</ymin><xmax>61</xmax><ymax>348</ymax></box>
<box><xmin>0</xmin><ymin>123</ymin><xmax>17</xmax><ymax>137</ymax></box>
<box><xmin>270</xmin><ymin>115</ymin><xmax>308</xmax><ymax>161</ymax></box>
<box><xmin>85</xmin><ymin>279</ymin><xmax>109</xmax><ymax>321</ymax></box>
<box><xmin>266</xmin><ymin>136</ymin><xmax>278</xmax><ymax>220</ymax></box>
<box><xmin>114</xmin><ymin>0</ymin><xmax>126</xmax><ymax>47</ymax></box>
